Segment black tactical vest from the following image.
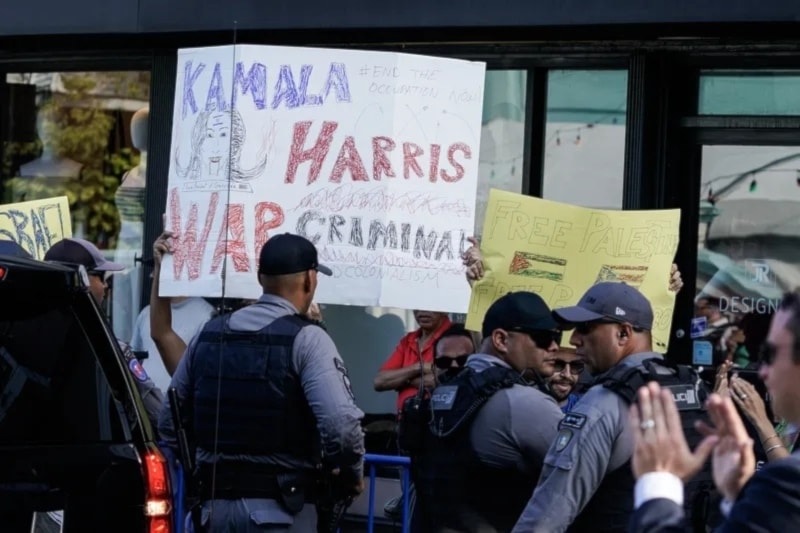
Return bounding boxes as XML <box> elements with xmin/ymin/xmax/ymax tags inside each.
<box><xmin>413</xmin><ymin>364</ymin><xmax>534</xmax><ymax>532</ymax></box>
<box><xmin>190</xmin><ymin>313</ymin><xmax>318</xmax><ymax>464</ymax></box>
<box><xmin>569</xmin><ymin>358</ymin><xmax>712</xmax><ymax>533</ymax></box>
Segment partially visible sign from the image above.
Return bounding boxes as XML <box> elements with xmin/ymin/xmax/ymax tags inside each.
<box><xmin>466</xmin><ymin>190</ymin><xmax>681</xmax><ymax>351</ymax></box>
<box><xmin>690</xmin><ymin>316</ymin><xmax>707</xmax><ymax>339</ymax></box>
<box><xmin>0</xmin><ymin>196</ymin><xmax>72</xmax><ymax>259</ymax></box>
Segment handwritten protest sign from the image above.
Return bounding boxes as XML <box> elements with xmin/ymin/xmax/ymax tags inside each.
<box><xmin>466</xmin><ymin>190</ymin><xmax>681</xmax><ymax>351</ymax></box>
<box><xmin>160</xmin><ymin>45</ymin><xmax>485</xmax><ymax>312</ymax></box>
<box><xmin>0</xmin><ymin>196</ymin><xmax>72</xmax><ymax>259</ymax></box>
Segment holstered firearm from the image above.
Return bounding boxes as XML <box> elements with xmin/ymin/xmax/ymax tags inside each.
<box><xmin>168</xmin><ymin>387</ymin><xmax>202</xmax><ymax>531</ymax></box>
<box><xmin>168</xmin><ymin>387</ymin><xmax>195</xmax><ymax>475</ymax></box>
<box><xmin>315</xmin><ymin>468</ymin><xmax>355</xmax><ymax>533</ymax></box>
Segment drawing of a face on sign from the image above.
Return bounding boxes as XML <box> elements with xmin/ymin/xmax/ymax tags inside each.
<box><xmin>175</xmin><ymin>108</ymin><xmax>269</xmax><ymax>183</ymax></box>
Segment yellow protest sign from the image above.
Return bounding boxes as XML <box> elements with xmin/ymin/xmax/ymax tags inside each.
<box><xmin>466</xmin><ymin>190</ymin><xmax>681</xmax><ymax>351</ymax></box>
<box><xmin>0</xmin><ymin>196</ymin><xmax>72</xmax><ymax>259</ymax></box>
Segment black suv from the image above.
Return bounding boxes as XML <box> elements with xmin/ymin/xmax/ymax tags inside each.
<box><xmin>0</xmin><ymin>254</ymin><xmax>175</xmax><ymax>533</ymax></box>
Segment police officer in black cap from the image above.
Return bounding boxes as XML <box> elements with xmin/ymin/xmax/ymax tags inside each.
<box><xmin>157</xmin><ymin>233</ymin><xmax>365</xmax><ymax>532</ymax></box>
<box><xmin>411</xmin><ymin>291</ymin><xmax>564</xmax><ymax>532</ymax></box>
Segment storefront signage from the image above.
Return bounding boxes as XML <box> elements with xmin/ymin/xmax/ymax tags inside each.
<box><xmin>160</xmin><ymin>44</ymin><xmax>485</xmax><ymax>311</ymax></box>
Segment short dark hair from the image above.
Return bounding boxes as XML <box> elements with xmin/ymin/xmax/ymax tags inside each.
<box><xmin>779</xmin><ymin>291</ymin><xmax>800</xmax><ymax>363</ymax></box>
<box><xmin>434</xmin><ymin>323</ymin><xmax>476</xmax><ymax>357</ymax></box>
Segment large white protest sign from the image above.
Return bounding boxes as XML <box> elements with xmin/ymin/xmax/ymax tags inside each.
<box><xmin>160</xmin><ymin>44</ymin><xmax>485</xmax><ymax>312</ymax></box>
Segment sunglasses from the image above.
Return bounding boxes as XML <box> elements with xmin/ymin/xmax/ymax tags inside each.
<box><xmin>511</xmin><ymin>329</ymin><xmax>562</xmax><ymax>348</ymax></box>
<box><xmin>434</xmin><ymin>354</ymin><xmax>470</xmax><ymax>370</ymax></box>
<box><xmin>574</xmin><ymin>320</ymin><xmax>620</xmax><ymax>334</ymax></box>
<box><xmin>759</xmin><ymin>343</ymin><xmax>778</xmax><ymax>366</ymax></box>
<box><xmin>552</xmin><ymin>359</ymin><xmax>585</xmax><ymax>375</ymax></box>
<box><xmin>87</xmin><ymin>270</ymin><xmax>106</xmax><ymax>280</ymax></box>
<box><xmin>574</xmin><ymin>320</ymin><xmax>645</xmax><ymax>335</ymax></box>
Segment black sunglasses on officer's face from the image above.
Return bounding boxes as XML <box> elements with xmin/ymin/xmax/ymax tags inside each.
<box><xmin>574</xmin><ymin>319</ymin><xmax>645</xmax><ymax>335</ymax></box>
<box><xmin>759</xmin><ymin>342</ymin><xmax>778</xmax><ymax>366</ymax></box>
<box><xmin>574</xmin><ymin>320</ymin><xmax>620</xmax><ymax>335</ymax></box>
<box><xmin>434</xmin><ymin>354</ymin><xmax>470</xmax><ymax>370</ymax></box>
<box><xmin>552</xmin><ymin>359</ymin><xmax>586</xmax><ymax>375</ymax></box>
<box><xmin>512</xmin><ymin>329</ymin><xmax>562</xmax><ymax>349</ymax></box>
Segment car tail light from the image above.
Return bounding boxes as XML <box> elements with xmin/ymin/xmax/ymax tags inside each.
<box><xmin>143</xmin><ymin>447</ymin><xmax>173</xmax><ymax>533</ymax></box>
<box><xmin>0</xmin><ymin>265</ymin><xmax>7</xmax><ymax>280</ymax></box>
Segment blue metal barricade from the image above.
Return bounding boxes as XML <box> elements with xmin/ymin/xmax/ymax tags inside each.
<box><xmin>159</xmin><ymin>443</ymin><xmax>186</xmax><ymax>533</ymax></box>
<box><xmin>167</xmin><ymin>449</ymin><xmax>412</xmax><ymax>533</ymax></box>
<box><xmin>362</xmin><ymin>453</ymin><xmax>411</xmax><ymax>533</ymax></box>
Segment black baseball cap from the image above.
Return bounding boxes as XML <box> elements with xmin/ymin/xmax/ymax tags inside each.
<box><xmin>553</xmin><ymin>282</ymin><xmax>654</xmax><ymax>331</ymax></box>
<box><xmin>481</xmin><ymin>291</ymin><xmax>559</xmax><ymax>338</ymax></box>
<box><xmin>258</xmin><ymin>233</ymin><xmax>332</xmax><ymax>276</ymax></box>
<box><xmin>44</xmin><ymin>238</ymin><xmax>124</xmax><ymax>272</ymax></box>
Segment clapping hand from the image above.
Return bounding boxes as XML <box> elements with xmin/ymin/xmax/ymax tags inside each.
<box><xmin>630</xmin><ymin>382</ymin><xmax>718</xmax><ymax>482</ymax></box>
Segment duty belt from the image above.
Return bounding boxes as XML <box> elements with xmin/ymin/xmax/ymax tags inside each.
<box><xmin>196</xmin><ymin>462</ymin><xmax>317</xmax><ymax>502</ymax></box>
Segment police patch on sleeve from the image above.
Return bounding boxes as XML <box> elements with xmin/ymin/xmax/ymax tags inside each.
<box><xmin>560</xmin><ymin>412</ymin><xmax>587</xmax><ymax>430</ymax></box>
<box><xmin>128</xmin><ymin>357</ymin><xmax>149</xmax><ymax>383</ymax></box>
<box><xmin>555</xmin><ymin>429</ymin><xmax>573</xmax><ymax>452</ymax></box>
<box><xmin>334</xmin><ymin>358</ymin><xmax>355</xmax><ymax>401</ymax></box>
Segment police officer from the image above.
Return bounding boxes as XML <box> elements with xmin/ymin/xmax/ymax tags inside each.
<box><xmin>413</xmin><ymin>292</ymin><xmax>564</xmax><ymax>532</ymax></box>
<box><xmin>513</xmin><ymin>282</ymin><xmax>676</xmax><ymax>532</ymax></box>
<box><xmin>157</xmin><ymin>233</ymin><xmax>365</xmax><ymax>532</ymax></box>
<box><xmin>43</xmin><ymin>238</ymin><xmax>163</xmax><ymax>426</ymax></box>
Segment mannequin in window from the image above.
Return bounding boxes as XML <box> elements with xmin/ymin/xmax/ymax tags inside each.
<box><xmin>15</xmin><ymin>108</ymin><xmax>83</xmax><ymax>211</ymax></box>
<box><xmin>112</xmin><ymin>106</ymin><xmax>149</xmax><ymax>342</ymax></box>
<box><xmin>115</xmin><ymin>106</ymin><xmax>148</xmax><ymax>252</ymax></box>
<box><xmin>19</xmin><ymin>107</ymin><xmax>83</xmax><ymax>180</ymax></box>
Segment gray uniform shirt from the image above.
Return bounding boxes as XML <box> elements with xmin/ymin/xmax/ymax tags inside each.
<box><xmin>512</xmin><ymin>351</ymin><xmax>663</xmax><ymax>533</ymax></box>
<box><xmin>157</xmin><ymin>294</ymin><xmax>365</xmax><ymax>529</ymax></box>
<box><xmin>467</xmin><ymin>354</ymin><xmax>563</xmax><ymax>477</ymax></box>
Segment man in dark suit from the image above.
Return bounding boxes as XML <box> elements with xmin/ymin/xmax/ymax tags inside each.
<box><xmin>628</xmin><ymin>291</ymin><xmax>800</xmax><ymax>533</ymax></box>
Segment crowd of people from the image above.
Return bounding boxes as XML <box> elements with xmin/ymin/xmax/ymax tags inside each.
<box><xmin>7</xmin><ymin>222</ymin><xmax>800</xmax><ymax>532</ymax></box>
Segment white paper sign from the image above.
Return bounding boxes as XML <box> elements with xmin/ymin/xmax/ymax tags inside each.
<box><xmin>160</xmin><ymin>44</ymin><xmax>485</xmax><ymax>312</ymax></box>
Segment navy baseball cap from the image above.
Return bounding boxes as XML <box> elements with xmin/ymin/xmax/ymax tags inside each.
<box><xmin>0</xmin><ymin>240</ymin><xmax>33</xmax><ymax>259</ymax></box>
<box><xmin>258</xmin><ymin>233</ymin><xmax>332</xmax><ymax>276</ymax></box>
<box><xmin>553</xmin><ymin>282</ymin><xmax>654</xmax><ymax>331</ymax></box>
<box><xmin>482</xmin><ymin>291</ymin><xmax>559</xmax><ymax>338</ymax></box>
<box><xmin>44</xmin><ymin>238</ymin><xmax>124</xmax><ymax>272</ymax></box>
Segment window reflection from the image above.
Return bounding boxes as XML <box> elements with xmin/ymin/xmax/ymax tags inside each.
<box><xmin>476</xmin><ymin>70</ymin><xmax>527</xmax><ymax>237</ymax></box>
<box><xmin>699</xmin><ymin>70</ymin><xmax>800</xmax><ymax>116</ymax></box>
<box><xmin>543</xmin><ymin>70</ymin><xmax>627</xmax><ymax>208</ymax></box>
<box><xmin>1</xmin><ymin>71</ymin><xmax>151</xmax><ymax>340</ymax></box>
<box><xmin>696</xmin><ymin>145</ymin><xmax>800</xmax><ymax>367</ymax></box>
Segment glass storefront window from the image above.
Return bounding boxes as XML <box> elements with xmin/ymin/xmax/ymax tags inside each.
<box><xmin>1</xmin><ymin>71</ymin><xmax>151</xmax><ymax>341</ymax></box>
<box><xmin>695</xmin><ymin>145</ymin><xmax>800</xmax><ymax>368</ymax></box>
<box><xmin>325</xmin><ymin>69</ymin><xmax>527</xmax><ymax>414</ymax></box>
<box><xmin>476</xmin><ymin>70</ymin><xmax>527</xmax><ymax>236</ymax></box>
<box><xmin>698</xmin><ymin>70</ymin><xmax>800</xmax><ymax>116</ymax></box>
<box><xmin>542</xmin><ymin>69</ymin><xmax>628</xmax><ymax>208</ymax></box>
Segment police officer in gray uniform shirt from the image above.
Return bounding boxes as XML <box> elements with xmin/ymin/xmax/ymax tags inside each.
<box><xmin>158</xmin><ymin>233</ymin><xmax>365</xmax><ymax>532</ymax></box>
<box><xmin>44</xmin><ymin>238</ymin><xmax>163</xmax><ymax>426</ymax></box>
<box><xmin>512</xmin><ymin>282</ymin><xmax>664</xmax><ymax>533</ymax></box>
<box><xmin>413</xmin><ymin>292</ymin><xmax>564</xmax><ymax>532</ymax></box>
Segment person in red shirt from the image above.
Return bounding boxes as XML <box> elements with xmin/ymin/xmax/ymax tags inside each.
<box><xmin>373</xmin><ymin>310</ymin><xmax>452</xmax><ymax>520</ymax></box>
<box><xmin>373</xmin><ymin>310</ymin><xmax>452</xmax><ymax>414</ymax></box>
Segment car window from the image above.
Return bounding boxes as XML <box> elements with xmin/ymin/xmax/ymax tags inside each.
<box><xmin>0</xmin><ymin>303</ymin><xmax>130</xmax><ymax>445</ymax></box>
